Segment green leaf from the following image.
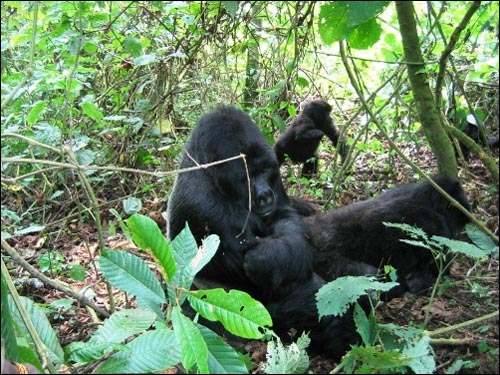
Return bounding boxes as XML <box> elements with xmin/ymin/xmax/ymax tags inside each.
<box><xmin>222</xmin><ymin>1</ymin><xmax>239</xmax><ymax>18</ymax></box>
<box><xmin>95</xmin><ymin>329</ymin><xmax>180</xmax><ymax>374</ymax></box>
<box><xmin>67</xmin><ymin>263</ymin><xmax>86</xmax><ymax>281</ymax></box>
<box><xmin>81</xmin><ymin>101</ymin><xmax>104</xmax><ymax>121</ymax></box>
<box><xmin>1</xmin><ymin>271</ymin><xmax>19</xmax><ymax>362</ymax></box>
<box><xmin>26</xmin><ymin>101</ymin><xmax>46</xmax><ymax>125</ymax></box>
<box><xmin>75</xmin><ymin>149</ymin><xmax>95</xmax><ymax>166</ymax></box>
<box><xmin>171</xmin><ymin>306</ymin><xmax>209</xmax><ymax>373</ymax></box>
<box><xmin>348</xmin><ymin>18</ymin><xmax>383</xmax><ymax>50</ymax></box>
<box><xmin>170</xmin><ymin>222</ymin><xmax>199</xmax><ymax>291</ymax></box>
<box><xmin>123</xmin><ymin>36</ymin><xmax>143</xmax><ymax>57</ymax></box>
<box><xmin>353</xmin><ymin>303</ymin><xmax>378</xmax><ymax>346</ymax></box>
<box><xmin>99</xmin><ymin>250</ymin><xmax>166</xmax><ymax>304</ymax></box>
<box><xmin>66</xmin><ymin>308</ymin><xmax>156</xmax><ymax>363</ymax></box>
<box><xmin>316</xmin><ymin>276</ymin><xmax>398</xmax><ymax>318</ymax></box>
<box><xmin>317</xmin><ymin>2</ymin><xmax>348</xmax><ymax>45</ymax></box>
<box><xmin>126</xmin><ymin>214</ymin><xmax>176</xmax><ymax>281</ymax></box>
<box><xmin>197</xmin><ymin>324</ymin><xmax>249</xmax><ymax>374</ymax></box>
<box><xmin>430</xmin><ymin>236</ymin><xmax>488</xmax><ymax>260</ymax></box>
<box><xmin>188</xmin><ymin>288</ymin><xmax>272</xmax><ymax>339</ymax></box>
<box><xmin>344</xmin><ymin>1</ymin><xmax>390</xmax><ymax>28</ymax></box>
<box><xmin>8</xmin><ymin>296</ymin><xmax>64</xmax><ymax>368</ymax></box>
<box><xmin>122</xmin><ymin>197</ymin><xmax>142</xmax><ymax>215</ymax></box>
<box><xmin>264</xmin><ymin>333</ymin><xmax>310</xmax><ymax>374</ymax></box>
<box><xmin>190</xmin><ymin>234</ymin><xmax>220</xmax><ymax>276</ymax></box>
<box><xmin>466</xmin><ymin>224</ymin><xmax>497</xmax><ymax>253</ymax></box>
<box><xmin>404</xmin><ymin>333</ymin><xmax>435</xmax><ymax>374</ymax></box>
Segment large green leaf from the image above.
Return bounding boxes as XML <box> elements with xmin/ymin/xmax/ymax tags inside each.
<box><xmin>188</xmin><ymin>288</ymin><xmax>272</xmax><ymax>339</ymax></box>
<box><xmin>8</xmin><ymin>296</ymin><xmax>64</xmax><ymax>368</ymax></box>
<box><xmin>95</xmin><ymin>329</ymin><xmax>180</xmax><ymax>374</ymax></box>
<box><xmin>99</xmin><ymin>250</ymin><xmax>166</xmax><ymax>304</ymax></box>
<box><xmin>316</xmin><ymin>276</ymin><xmax>398</xmax><ymax>318</ymax></box>
<box><xmin>466</xmin><ymin>224</ymin><xmax>498</xmax><ymax>257</ymax></box>
<box><xmin>170</xmin><ymin>222</ymin><xmax>219</xmax><ymax>295</ymax></box>
<box><xmin>126</xmin><ymin>214</ymin><xmax>176</xmax><ymax>281</ymax></box>
<box><xmin>317</xmin><ymin>2</ymin><xmax>349</xmax><ymax>45</ymax></box>
<box><xmin>171</xmin><ymin>306</ymin><xmax>209</xmax><ymax>373</ymax></box>
<box><xmin>317</xmin><ymin>2</ymin><xmax>389</xmax><ymax>47</ymax></box>
<box><xmin>197</xmin><ymin>324</ymin><xmax>249</xmax><ymax>374</ymax></box>
<box><xmin>2</xmin><ymin>271</ymin><xmax>20</xmax><ymax>362</ymax></box>
<box><xmin>348</xmin><ymin>18</ymin><xmax>383</xmax><ymax>50</ymax></box>
<box><xmin>430</xmin><ymin>236</ymin><xmax>488</xmax><ymax>260</ymax></box>
<box><xmin>65</xmin><ymin>308</ymin><xmax>156</xmax><ymax>363</ymax></box>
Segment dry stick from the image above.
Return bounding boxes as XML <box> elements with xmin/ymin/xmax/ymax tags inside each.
<box><xmin>1</xmin><ymin>239</ymin><xmax>110</xmax><ymax>318</ymax></box>
<box><xmin>1</xmin><ymin>154</ymin><xmax>247</xmax><ymax>182</ymax></box>
<box><xmin>339</xmin><ymin>41</ymin><xmax>498</xmax><ymax>244</ymax></box>
<box><xmin>426</xmin><ymin>310</ymin><xmax>499</xmax><ymax>338</ymax></box>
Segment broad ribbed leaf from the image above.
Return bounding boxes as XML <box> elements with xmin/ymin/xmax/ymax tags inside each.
<box><xmin>431</xmin><ymin>236</ymin><xmax>488</xmax><ymax>259</ymax></box>
<box><xmin>188</xmin><ymin>288</ymin><xmax>272</xmax><ymax>339</ymax></box>
<box><xmin>95</xmin><ymin>329</ymin><xmax>179</xmax><ymax>374</ymax></box>
<box><xmin>316</xmin><ymin>276</ymin><xmax>398</xmax><ymax>318</ymax></box>
<box><xmin>171</xmin><ymin>306</ymin><xmax>209</xmax><ymax>373</ymax></box>
<box><xmin>171</xmin><ymin>222</ymin><xmax>199</xmax><ymax>269</ymax></box>
<box><xmin>126</xmin><ymin>214</ymin><xmax>176</xmax><ymax>281</ymax></box>
<box><xmin>191</xmin><ymin>234</ymin><xmax>220</xmax><ymax>276</ymax></box>
<box><xmin>197</xmin><ymin>324</ymin><xmax>249</xmax><ymax>374</ymax></box>
<box><xmin>2</xmin><ymin>272</ymin><xmax>20</xmax><ymax>362</ymax></box>
<box><xmin>170</xmin><ymin>222</ymin><xmax>199</xmax><ymax>292</ymax></box>
<box><xmin>99</xmin><ymin>250</ymin><xmax>166</xmax><ymax>304</ymax></box>
<box><xmin>8</xmin><ymin>296</ymin><xmax>64</xmax><ymax>367</ymax></box>
<box><xmin>66</xmin><ymin>308</ymin><xmax>156</xmax><ymax>363</ymax></box>
<box><xmin>92</xmin><ymin>308</ymin><xmax>155</xmax><ymax>343</ymax></box>
<box><xmin>466</xmin><ymin>224</ymin><xmax>497</xmax><ymax>253</ymax></box>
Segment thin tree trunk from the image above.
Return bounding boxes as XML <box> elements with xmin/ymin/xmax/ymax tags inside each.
<box><xmin>395</xmin><ymin>1</ymin><xmax>458</xmax><ymax>177</ymax></box>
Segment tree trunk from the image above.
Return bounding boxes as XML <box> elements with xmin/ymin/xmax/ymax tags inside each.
<box><xmin>395</xmin><ymin>1</ymin><xmax>458</xmax><ymax>177</ymax></box>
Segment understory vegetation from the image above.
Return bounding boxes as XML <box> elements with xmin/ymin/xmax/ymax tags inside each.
<box><xmin>1</xmin><ymin>1</ymin><xmax>498</xmax><ymax>374</ymax></box>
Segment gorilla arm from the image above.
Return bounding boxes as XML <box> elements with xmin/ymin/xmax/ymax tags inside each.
<box><xmin>243</xmin><ymin>208</ymin><xmax>315</xmax><ymax>300</ymax></box>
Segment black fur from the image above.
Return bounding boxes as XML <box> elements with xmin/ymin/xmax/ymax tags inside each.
<box><xmin>167</xmin><ymin>105</ymin><xmax>360</xmax><ymax>359</ymax></box>
<box><xmin>304</xmin><ymin>176</ymin><xmax>471</xmax><ymax>298</ymax></box>
<box><xmin>274</xmin><ymin>99</ymin><xmax>348</xmax><ymax>176</ymax></box>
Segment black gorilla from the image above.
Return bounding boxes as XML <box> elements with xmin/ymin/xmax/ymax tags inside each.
<box><xmin>167</xmin><ymin>105</ymin><xmax>359</xmax><ymax>359</ymax></box>
<box><xmin>273</xmin><ymin>99</ymin><xmax>349</xmax><ymax>176</ymax></box>
<box><xmin>303</xmin><ymin>176</ymin><xmax>471</xmax><ymax>298</ymax></box>
<box><xmin>458</xmin><ymin>116</ymin><xmax>499</xmax><ymax>161</ymax></box>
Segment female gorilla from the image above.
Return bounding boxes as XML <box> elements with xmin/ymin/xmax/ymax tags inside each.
<box><xmin>167</xmin><ymin>105</ymin><xmax>359</xmax><ymax>359</ymax></box>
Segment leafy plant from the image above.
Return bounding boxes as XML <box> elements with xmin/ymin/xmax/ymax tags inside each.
<box><xmin>263</xmin><ymin>332</ymin><xmax>310</xmax><ymax>374</ymax></box>
<box><xmin>315</xmin><ymin>275</ymin><xmax>434</xmax><ymax>374</ymax></box>
<box><xmin>65</xmin><ymin>213</ymin><xmax>273</xmax><ymax>374</ymax></box>
<box><xmin>315</xmin><ymin>223</ymin><xmax>491</xmax><ymax>374</ymax></box>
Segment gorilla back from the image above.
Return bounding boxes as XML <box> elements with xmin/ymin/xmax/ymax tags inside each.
<box><xmin>306</xmin><ymin>175</ymin><xmax>471</xmax><ymax>297</ymax></box>
<box><xmin>167</xmin><ymin>105</ymin><xmax>360</xmax><ymax>359</ymax></box>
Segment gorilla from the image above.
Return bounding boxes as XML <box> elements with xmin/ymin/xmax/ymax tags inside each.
<box><xmin>273</xmin><ymin>99</ymin><xmax>349</xmax><ymax>176</ymax></box>
<box><xmin>302</xmin><ymin>176</ymin><xmax>471</xmax><ymax>298</ymax></box>
<box><xmin>458</xmin><ymin>115</ymin><xmax>499</xmax><ymax>161</ymax></box>
<box><xmin>167</xmin><ymin>105</ymin><xmax>360</xmax><ymax>359</ymax></box>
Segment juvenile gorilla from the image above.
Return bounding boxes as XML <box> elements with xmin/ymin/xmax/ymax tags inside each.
<box><xmin>274</xmin><ymin>99</ymin><xmax>349</xmax><ymax>176</ymax></box>
<box><xmin>167</xmin><ymin>105</ymin><xmax>359</xmax><ymax>359</ymax></box>
<box><xmin>303</xmin><ymin>176</ymin><xmax>471</xmax><ymax>298</ymax></box>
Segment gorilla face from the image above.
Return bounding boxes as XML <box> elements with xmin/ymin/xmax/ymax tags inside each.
<box><xmin>203</xmin><ymin>133</ymin><xmax>280</xmax><ymax>220</ymax></box>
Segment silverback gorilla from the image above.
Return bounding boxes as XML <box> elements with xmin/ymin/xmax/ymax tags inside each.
<box><xmin>303</xmin><ymin>176</ymin><xmax>471</xmax><ymax>298</ymax></box>
<box><xmin>273</xmin><ymin>99</ymin><xmax>349</xmax><ymax>176</ymax></box>
<box><xmin>167</xmin><ymin>105</ymin><xmax>360</xmax><ymax>359</ymax></box>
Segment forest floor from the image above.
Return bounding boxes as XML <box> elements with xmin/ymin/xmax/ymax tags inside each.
<box><xmin>2</xmin><ymin>142</ymin><xmax>498</xmax><ymax>374</ymax></box>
